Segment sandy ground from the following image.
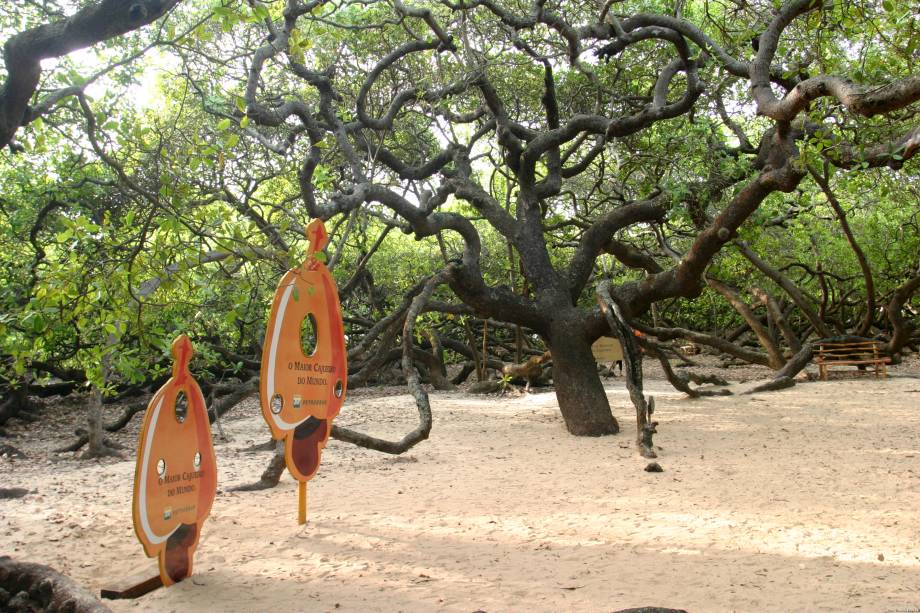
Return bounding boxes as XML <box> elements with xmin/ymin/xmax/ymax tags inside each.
<box><xmin>2</xmin><ymin>357</ymin><xmax>920</xmax><ymax>612</ymax></box>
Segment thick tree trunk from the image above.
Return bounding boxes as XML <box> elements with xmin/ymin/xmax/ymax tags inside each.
<box><xmin>86</xmin><ymin>386</ymin><xmax>105</xmax><ymax>455</ymax></box>
<box><xmin>547</xmin><ymin>316</ymin><xmax>619</xmax><ymax>436</ymax></box>
<box><xmin>886</xmin><ymin>270</ymin><xmax>920</xmax><ymax>358</ymax></box>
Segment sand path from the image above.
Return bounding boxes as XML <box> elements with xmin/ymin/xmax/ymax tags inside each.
<box><xmin>2</xmin><ymin>375</ymin><xmax>920</xmax><ymax>612</ymax></box>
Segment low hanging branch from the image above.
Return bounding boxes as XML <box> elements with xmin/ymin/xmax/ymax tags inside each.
<box><xmin>0</xmin><ymin>0</ymin><xmax>183</xmax><ymax>150</ymax></box>
<box><xmin>644</xmin><ymin>342</ymin><xmax>732</xmax><ymax>399</ymax></box>
<box><xmin>741</xmin><ymin>342</ymin><xmax>815</xmax><ymax>394</ymax></box>
<box><xmin>597</xmin><ymin>280</ymin><xmax>658</xmax><ymax>459</ymax></box>
<box><xmin>633</xmin><ymin>320</ymin><xmax>772</xmax><ymax>367</ymax></box>
<box><xmin>331</xmin><ymin>267</ymin><xmax>453</xmax><ymax>454</ymax></box>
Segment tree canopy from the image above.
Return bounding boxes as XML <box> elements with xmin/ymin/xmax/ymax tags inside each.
<box><xmin>1</xmin><ymin>0</ymin><xmax>918</xmax><ymax>449</ymax></box>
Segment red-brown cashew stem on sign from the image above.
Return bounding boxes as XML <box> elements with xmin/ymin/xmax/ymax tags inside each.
<box><xmin>260</xmin><ymin>218</ymin><xmax>348</xmax><ymax>523</ymax></box>
<box><xmin>132</xmin><ymin>335</ymin><xmax>217</xmax><ymax>586</ymax></box>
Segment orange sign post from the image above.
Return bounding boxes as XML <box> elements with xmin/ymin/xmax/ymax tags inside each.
<box><xmin>260</xmin><ymin>219</ymin><xmax>348</xmax><ymax>524</ymax></box>
<box><xmin>131</xmin><ymin>335</ymin><xmax>218</xmax><ymax>587</ymax></box>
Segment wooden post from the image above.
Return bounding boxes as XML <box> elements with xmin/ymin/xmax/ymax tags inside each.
<box><xmin>101</xmin><ymin>570</ymin><xmax>163</xmax><ymax>600</ymax></box>
<box><xmin>298</xmin><ymin>482</ymin><xmax>307</xmax><ymax>525</ymax></box>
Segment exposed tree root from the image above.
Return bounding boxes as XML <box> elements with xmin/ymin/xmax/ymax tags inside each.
<box><xmin>0</xmin><ymin>488</ymin><xmax>29</xmax><ymax>500</ymax></box>
<box><xmin>241</xmin><ymin>439</ymin><xmax>277</xmax><ymax>453</ymax></box>
<box><xmin>450</xmin><ymin>361</ymin><xmax>477</xmax><ymax>385</ymax></box>
<box><xmin>613</xmin><ymin>608</ymin><xmax>687</xmax><ymax>613</ymax></box>
<box><xmin>466</xmin><ymin>380</ymin><xmax>506</xmax><ymax>394</ymax></box>
<box><xmin>742</xmin><ymin>376</ymin><xmax>796</xmax><ymax>394</ymax></box>
<box><xmin>0</xmin><ymin>556</ymin><xmax>111</xmax><ymax>613</ymax></box>
<box><xmin>684</xmin><ymin>371</ymin><xmax>730</xmax><ymax>387</ymax></box>
<box><xmin>0</xmin><ymin>443</ymin><xmax>26</xmax><ymax>459</ymax></box>
<box><xmin>54</xmin><ymin>429</ymin><xmax>126</xmax><ymax>456</ymax></box>
<box><xmin>103</xmin><ymin>401</ymin><xmax>147</xmax><ymax>432</ymax></box>
<box><xmin>79</xmin><ymin>444</ymin><xmax>125</xmax><ymax>460</ymax></box>
<box><xmin>650</xmin><ymin>347</ymin><xmax>733</xmax><ymax>398</ymax></box>
<box><xmin>232</xmin><ymin>445</ymin><xmax>285</xmax><ymax>491</ymax></box>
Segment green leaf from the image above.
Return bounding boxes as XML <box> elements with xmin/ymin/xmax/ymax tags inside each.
<box><xmin>217</xmin><ymin>118</ymin><xmax>232</xmax><ymax>131</ymax></box>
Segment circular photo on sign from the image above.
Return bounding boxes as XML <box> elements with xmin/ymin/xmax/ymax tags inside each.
<box><xmin>334</xmin><ymin>379</ymin><xmax>344</xmax><ymax>398</ymax></box>
<box><xmin>270</xmin><ymin>393</ymin><xmax>284</xmax><ymax>414</ymax></box>
<box><xmin>193</xmin><ymin>451</ymin><xmax>201</xmax><ymax>468</ymax></box>
<box><xmin>157</xmin><ymin>458</ymin><xmax>167</xmax><ymax>477</ymax></box>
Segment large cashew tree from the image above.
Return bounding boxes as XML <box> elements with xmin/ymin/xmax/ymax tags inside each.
<box><xmin>168</xmin><ymin>0</ymin><xmax>920</xmax><ymax>435</ymax></box>
<box><xmin>4</xmin><ymin>0</ymin><xmax>918</xmax><ymax>440</ymax></box>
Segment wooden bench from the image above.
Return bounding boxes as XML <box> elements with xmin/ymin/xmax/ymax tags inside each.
<box><xmin>815</xmin><ymin>339</ymin><xmax>890</xmax><ymax>381</ymax></box>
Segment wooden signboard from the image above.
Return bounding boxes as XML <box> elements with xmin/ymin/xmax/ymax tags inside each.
<box><xmin>131</xmin><ymin>335</ymin><xmax>217</xmax><ymax>586</ymax></box>
<box><xmin>592</xmin><ymin>336</ymin><xmax>624</xmax><ymax>362</ymax></box>
<box><xmin>260</xmin><ymin>219</ymin><xmax>348</xmax><ymax>523</ymax></box>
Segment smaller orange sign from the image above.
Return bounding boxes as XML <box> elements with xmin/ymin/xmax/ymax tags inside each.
<box><xmin>132</xmin><ymin>335</ymin><xmax>217</xmax><ymax>586</ymax></box>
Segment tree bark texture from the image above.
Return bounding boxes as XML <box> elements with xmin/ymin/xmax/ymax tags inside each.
<box><xmin>0</xmin><ymin>556</ymin><xmax>111</xmax><ymax>612</ymax></box>
<box><xmin>546</xmin><ymin>310</ymin><xmax>619</xmax><ymax>436</ymax></box>
<box><xmin>886</xmin><ymin>272</ymin><xmax>920</xmax><ymax>357</ymax></box>
<box><xmin>597</xmin><ymin>281</ymin><xmax>656</xmax><ymax>456</ymax></box>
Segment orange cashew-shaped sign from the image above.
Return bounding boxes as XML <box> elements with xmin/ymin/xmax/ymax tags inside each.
<box><xmin>260</xmin><ymin>219</ymin><xmax>348</xmax><ymax>521</ymax></box>
<box><xmin>132</xmin><ymin>335</ymin><xmax>217</xmax><ymax>586</ymax></box>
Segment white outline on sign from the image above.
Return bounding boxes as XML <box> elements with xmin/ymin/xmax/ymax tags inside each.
<box><xmin>265</xmin><ymin>280</ymin><xmax>312</xmax><ymax>431</ymax></box>
<box><xmin>138</xmin><ymin>396</ymin><xmax>179</xmax><ymax>545</ymax></box>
